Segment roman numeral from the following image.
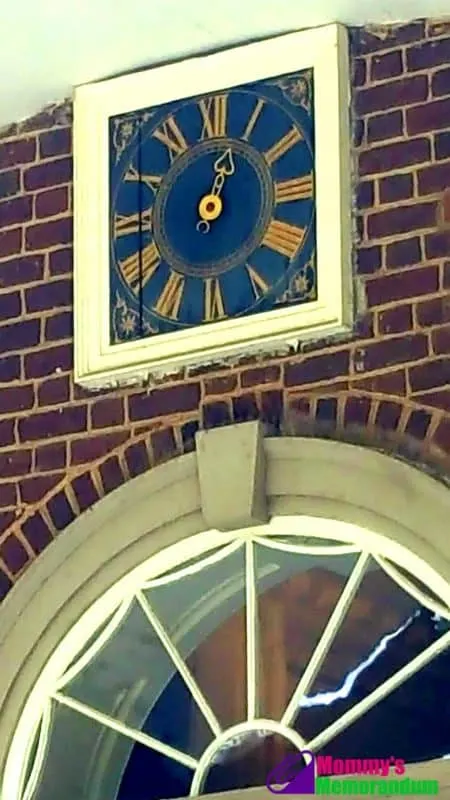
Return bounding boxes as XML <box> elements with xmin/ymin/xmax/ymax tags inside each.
<box><xmin>261</xmin><ymin>219</ymin><xmax>305</xmax><ymax>259</ymax></box>
<box><xmin>242</xmin><ymin>98</ymin><xmax>265</xmax><ymax>142</ymax></box>
<box><xmin>204</xmin><ymin>278</ymin><xmax>225</xmax><ymax>321</ymax></box>
<box><xmin>113</xmin><ymin>208</ymin><xmax>153</xmax><ymax>238</ymax></box>
<box><xmin>119</xmin><ymin>241</ymin><xmax>161</xmax><ymax>291</ymax></box>
<box><xmin>264</xmin><ymin>127</ymin><xmax>303</xmax><ymax>166</ymax></box>
<box><xmin>124</xmin><ymin>165</ymin><xmax>162</xmax><ymax>193</ymax></box>
<box><xmin>152</xmin><ymin>116</ymin><xmax>188</xmax><ymax>163</ymax></box>
<box><xmin>154</xmin><ymin>270</ymin><xmax>185</xmax><ymax>319</ymax></box>
<box><xmin>275</xmin><ymin>174</ymin><xmax>313</xmax><ymax>203</ymax></box>
<box><xmin>246</xmin><ymin>263</ymin><xmax>269</xmax><ymax>299</ymax></box>
<box><xmin>199</xmin><ymin>94</ymin><xmax>228</xmax><ymax>139</ymax></box>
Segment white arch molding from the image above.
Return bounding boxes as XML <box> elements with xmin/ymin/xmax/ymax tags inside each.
<box><xmin>1</xmin><ymin>421</ymin><xmax>450</xmax><ymax>799</ymax></box>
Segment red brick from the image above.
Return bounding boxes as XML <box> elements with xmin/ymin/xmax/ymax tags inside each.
<box><xmin>260</xmin><ymin>389</ymin><xmax>283</xmax><ymax>429</ymax></box>
<box><xmin>427</xmin><ymin>230</ymin><xmax>450</xmax><ymax>261</ymax></box>
<box><xmin>0</xmin><ymin>535</ymin><xmax>29</xmax><ymax>575</ymax></box>
<box><xmin>35</xmin><ymin>186</ymin><xmax>69</xmax><ymax>218</ymax></box>
<box><xmin>432</xmin><ymin>326</ymin><xmax>450</xmax><ymax>354</ymax></box>
<box><xmin>0</xmin><ymin>482</ymin><xmax>16</xmax><ymax>508</ymax></box>
<box><xmin>91</xmin><ymin>397</ymin><xmax>125</xmax><ymax>428</ymax></box>
<box><xmin>25</xmin><ymin>278</ymin><xmax>72</xmax><ymax>313</ymax></box>
<box><xmin>432</xmin><ymin>67</ymin><xmax>450</xmax><ymax>98</ymax></box>
<box><xmin>39</xmin><ymin>128</ymin><xmax>71</xmax><ymax>158</ymax></box>
<box><xmin>0</xmin><ymin>449</ymin><xmax>32</xmax><ymax>477</ymax></box>
<box><xmin>378</xmin><ymin>304</ymin><xmax>413</xmax><ymax>334</ymax></box>
<box><xmin>316</xmin><ymin>397</ymin><xmax>338</xmax><ymax>425</ymax></box>
<box><xmin>48</xmin><ymin>247</ymin><xmax>72</xmax><ymax>276</ymax></box>
<box><xmin>151</xmin><ymin>428</ymin><xmax>177</xmax><ymax>464</ymax></box>
<box><xmin>203</xmin><ymin>401</ymin><xmax>231</xmax><ymax>428</ymax></box>
<box><xmin>0</xmin><ymin>355</ymin><xmax>20</xmax><ymax>382</ymax></box>
<box><xmin>344</xmin><ymin>396</ymin><xmax>371</xmax><ymax>427</ymax></box>
<box><xmin>0</xmin><ymin>195</ymin><xmax>32</xmax><ymax>226</ymax></box>
<box><xmin>20</xmin><ymin>474</ymin><xmax>63</xmax><ymax>503</ymax></box>
<box><xmin>204</xmin><ymin>375</ymin><xmax>238</xmax><ymax>395</ymax></box>
<box><xmin>70</xmin><ymin>431</ymin><xmax>130</xmax><ymax>465</ymax></box>
<box><xmin>366</xmin><ymin>110</ymin><xmax>403</xmax><ymax>143</ymax></box>
<box><xmin>0</xmin><ymin>254</ymin><xmax>44</xmax><ymax>287</ymax></box>
<box><xmin>0</xmin><ymin>319</ymin><xmax>40</xmax><ymax>354</ymax></box>
<box><xmin>24</xmin><ymin>344</ymin><xmax>72</xmax><ymax>378</ymax></box>
<box><xmin>233</xmin><ymin>393</ymin><xmax>259</xmax><ymax>422</ymax></box>
<box><xmin>354</xmin><ymin>23</ymin><xmax>425</xmax><ymax>55</ymax></box>
<box><xmin>351</xmin><ymin>368</ymin><xmax>407</xmax><ymax>396</ymax></box>
<box><xmin>285</xmin><ymin>350</ymin><xmax>349</xmax><ymax>387</ymax></box>
<box><xmin>20</xmin><ymin>105</ymin><xmax>72</xmax><ymax>133</ymax></box>
<box><xmin>433</xmin><ymin>418</ymin><xmax>450</xmax><ymax>452</ymax></box>
<box><xmin>99</xmin><ymin>455</ymin><xmax>125</xmax><ymax>494</ymax></box>
<box><xmin>405</xmin><ymin>409</ymin><xmax>432</xmax><ymax>440</ymax></box>
<box><xmin>354</xmin><ymin>334</ymin><xmax>428</xmax><ymax>372</ymax></box>
<box><xmin>241</xmin><ymin>365</ymin><xmax>280</xmax><ymax>388</ymax></box>
<box><xmin>35</xmin><ymin>441</ymin><xmax>66</xmax><ymax>471</ymax></box>
<box><xmin>418</xmin><ymin>162</ymin><xmax>450</xmax><ymax>196</ymax></box>
<box><xmin>0</xmin><ymin>384</ymin><xmax>34</xmax><ymax>414</ymax></box>
<box><xmin>375</xmin><ymin>400</ymin><xmax>402</xmax><ymax>431</ymax></box>
<box><xmin>0</xmin><ymin>227</ymin><xmax>21</xmax><ymax>259</ymax></box>
<box><xmin>24</xmin><ymin>157</ymin><xmax>72</xmax><ymax>191</ymax></box>
<box><xmin>415</xmin><ymin>389</ymin><xmax>450</xmax><ymax>411</ymax></box>
<box><xmin>180</xmin><ymin>419</ymin><xmax>199</xmax><ymax>452</ymax></box>
<box><xmin>354</xmin><ymin>58</ymin><xmax>367</xmax><ymax>87</ymax></box>
<box><xmin>435</xmin><ymin>132</ymin><xmax>450</xmax><ymax>161</ymax></box>
<box><xmin>356</xmin><ymin>245</ymin><xmax>382</xmax><ymax>275</ymax></box>
<box><xmin>71</xmin><ymin>472</ymin><xmax>99</xmax><ymax>512</ymax></box>
<box><xmin>443</xmin><ymin>261</ymin><xmax>450</xmax><ymax>289</ymax></box>
<box><xmin>366</xmin><ymin>266</ymin><xmax>439</xmax><ymax>307</ymax></box>
<box><xmin>21</xmin><ymin>512</ymin><xmax>52</xmax><ymax>555</ymax></box>
<box><xmin>370</xmin><ymin>50</ymin><xmax>403</xmax><ymax>81</ymax></box>
<box><xmin>128</xmin><ymin>383</ymin><xmax>200</xmax><ymax>421</ymax></box>
<box><xmin>0</xmin><ymin>420</ymin><xmax>15</xmax><ymax>446</ymax></box>
<box><xmin>407</xmin><ymin>38</ymin><xmax>450</xmax><ymax>72</ymax></box>
<box><xmin>367</xmin><ymin>201</ymin><xmax>436</xmax><ymax>239</ymax></box>
<box><xmin>379</xmin><ymin>173</ymin><xmax>413</xmax><ymax>204</ymax></box>
<box><xmin>357</xmin><ymin>75</ymin><xmax>426</xmax><ymax>117</ymax></box>
<box><xmin>0</xmin><ymin>290</ymin><xmax>21</xmax><ymax>320</ymax></box>
<box><xmin>125</xmin><ymin>440</ymin><xmax>150</xmax><ymax>477</ymax></box>
<box><xmin>409</xmin><ymin>358</ymin><xmax>450</xmax><ymax>392</ymax></box>
<box><xmin>385</xmin><ymin>237</ymin><xmax>421</xmax><ymax>270</ymax></box>
<box><xmin>0</xmin><ymin>570</ymin><xmax>12</xmax><ymax>600</ymax></box>
<box><xmin>44</xmin><ymin>311</ymin><xmax>73</xmax><ymax>341</ymax></box>
<box><xmin>416</xmin><ymin>297</ymin><xmax>450</xmax><ymax>327</ymax></box>
<box><xmin>25</xmin><ymin>218</ymin><xmax>72</xmax><ymax>251</ymax></box>
<box><xmin>359</xmin><ymin>138</ymin><xmax>430</xmax><ymax>176</ymax></box>
<box><xmin>357</xmin><ymin>181</ymin><xmax>374</xmax><ymax>209</ymax></box>
<box><xmin>407</xmin><ymin>98</ymin><xmax>450</xmax><ymax>135</ymax></box>
<box><xmin>47</xmin><ymin>491</ymin><xmax>75</xmax><ymax>531</ymax></box>
<box><xmin>0</xmin><ymin>137</ymin><xmax>36</xmax><ymax>168</ymax></box>
<box><xmin>0</xmin><ymin>169</ymin><xmax>20</xmax><ymax>200</ymax></box>
<box><xmin>19</xmin><ymin>406</ymin><xmax>87</xmax><ymax>442</ymax></box>
<box><xmin>38</xmin><ymin>375</ymin><xmax>70</xmax><ymax>406</ymax></box>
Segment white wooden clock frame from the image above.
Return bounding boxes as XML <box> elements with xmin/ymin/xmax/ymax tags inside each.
<box><xmin>73</xmin><ymin>23</ymin><xmax>352</xmax><ymax>389</ymax></box>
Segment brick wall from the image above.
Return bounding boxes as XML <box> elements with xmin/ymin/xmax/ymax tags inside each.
<box><xmin>0</xmin><ymin>20</ymin><xmax>449</xmax><ymax>601</ymax></box>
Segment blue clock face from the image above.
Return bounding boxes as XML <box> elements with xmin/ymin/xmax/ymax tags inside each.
<box><xmin>109</xmin><ymin>70</ymin><xmax>316</xmax><ymax>343</ymax></box>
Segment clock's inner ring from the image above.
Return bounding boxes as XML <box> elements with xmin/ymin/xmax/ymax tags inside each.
<box><xmin>152</xmin><ymin>137</ymin><xmax>274</xmax><ymax>279</ymax></box>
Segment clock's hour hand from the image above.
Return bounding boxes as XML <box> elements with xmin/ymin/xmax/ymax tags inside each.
<box><xmin>196</xmin><ymin>148</ymin><xmax>235</xmax><ymax>234</ymax></box>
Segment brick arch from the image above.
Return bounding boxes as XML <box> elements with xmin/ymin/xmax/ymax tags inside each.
<box><xmin>1</xmin><ymin>385</ymin><xmax>448</xmax><ymax>603</ymax></box>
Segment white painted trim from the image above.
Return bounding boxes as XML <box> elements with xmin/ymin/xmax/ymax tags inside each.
<box><xmin>73</xmin><ymin>24</ymin><xmax>352</xmax><ymax>388</ymax></box>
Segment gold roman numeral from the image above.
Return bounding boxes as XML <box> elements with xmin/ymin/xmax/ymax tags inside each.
<box><xmin>275</xmin><ymin>174</ymin><xmax>313</xmax><ymax>203</ymax></box>
<box><xmin>152</xmin><ymin>116</ymin><xmax>188</xmax><ymax>163</ymax></box>
<box><xmin>119</xmin><ymin>241</ymin><xmax>161</xmax><ymax>291</ymax></box>
<box><xmin>204</xmin><ymin>278</ymin><xmax>225</xmax><ymax>321</ymax></box>
<box><xmin>199</xmin><ymin>94</ymin><xmax>228</xmax><ymax>139</ymax></box>
<box><xmin>154</xmin><ymin>271</ymin><xmax>185</xmax><ymax>319</ymax></box>
<box><xmin>246</xmin><ymin>263</ymin><xmax>269</xmax><ymax>299</ymax></box>
<box><xmin>261</xmin><ymin>219</ymin><xmax>305</xmax><ymax>259</ymax></box>
<box><xmin>113</xmin><ymin>208</ymin><xmax>153</xmax><ymax>238</ymax></box>
<box><xmin>124</xmin><ymin>165</ymin><xmax>162</xmax><ymax>194</ymax></box>
<box><xmin>242</xmin><ymin>98</ymin><xmax>265</xmax><ymax>142</ymax></box>
<box><xmin>264</xmin><ymin>127</ymin><xmax>303</xmax><ymax>166</ymax></box>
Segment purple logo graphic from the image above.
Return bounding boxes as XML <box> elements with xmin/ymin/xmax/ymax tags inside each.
<box><xmin>266</xmin><ymin>751</ymin><xmax>315</xmax><ymax>794</ymax></box>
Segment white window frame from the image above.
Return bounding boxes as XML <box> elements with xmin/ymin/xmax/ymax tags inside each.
<box><xmin>73</xmin><ymin>24</ymin><xmax>352</xmax><ymax>389</ymax></box>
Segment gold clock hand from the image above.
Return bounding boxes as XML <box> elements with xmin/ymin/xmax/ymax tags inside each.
<box><xmin>196</xmin><ymin>148</ymin><xmax>235</xmax><ymax>234</ymax></box>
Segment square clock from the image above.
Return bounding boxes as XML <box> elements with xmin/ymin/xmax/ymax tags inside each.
<box><xmin>74</xmin><ymin>24</ymin><xmax>352</xmax><ymax>388</ymax></box>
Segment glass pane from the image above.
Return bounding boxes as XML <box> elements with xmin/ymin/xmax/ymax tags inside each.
<box><xmin>62</xmin><ymin>600</ymin><xmax>212</xmax><ymax>758</ymax></box>
<box><xmin>255</xmin><ymin>543</ymin><xmax>360</xmax><ymax>719</ymax></box>
<box><xmin>295</xmin><ymin>557</ymin><xmax>419</xmax><ymax>741</ymax></box>
<box><xmin>315</xmin><ymin>617</ymin><xmax>450</xmax><ymax>762</ymax></box>
<box><xmin>144</xmin><ymin>543</ymin><xmax>247</xmax><ymax>728</ymax></box>
<box><xmin>148</xmin><ymin>544</ymin><xmax>231</xmax><ymax>584</ymax></box>
<box><xmin>383</xmin><ymin>558</ymin><xmax>450</xmax><ymax>613</ymax></box>
<box><xmin>117</xmin><ymin>746</ymin><xmax>192</xmax><ymax>800</ymax></box>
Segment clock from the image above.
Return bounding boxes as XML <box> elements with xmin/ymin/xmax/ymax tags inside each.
<box><xmin>109</xmin><ymin>73</ymin><xmax>316</xmax><ymax>344</ymax></box>
<box><xmin>74</xmin><ymin>24</ymin><xmax>351</xmax><ymax>387</ymax></box>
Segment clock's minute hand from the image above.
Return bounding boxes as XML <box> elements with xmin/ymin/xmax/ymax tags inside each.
<box><xmin>196</xmin><ymin>148</ymin><xmax>235</xmax><ymax>234</ymax></box>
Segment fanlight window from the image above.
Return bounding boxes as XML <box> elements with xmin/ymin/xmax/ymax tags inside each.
<box><xmin>6</xmin><ymin>518</ymin><xmax>450</xmax><ymax>800</ymax></box>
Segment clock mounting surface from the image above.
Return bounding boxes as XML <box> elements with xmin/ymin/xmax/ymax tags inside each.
<box><xmin>109</xmin><ymin>69</ymin><xmax>316</xmax><ymax>344</ymax></box>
